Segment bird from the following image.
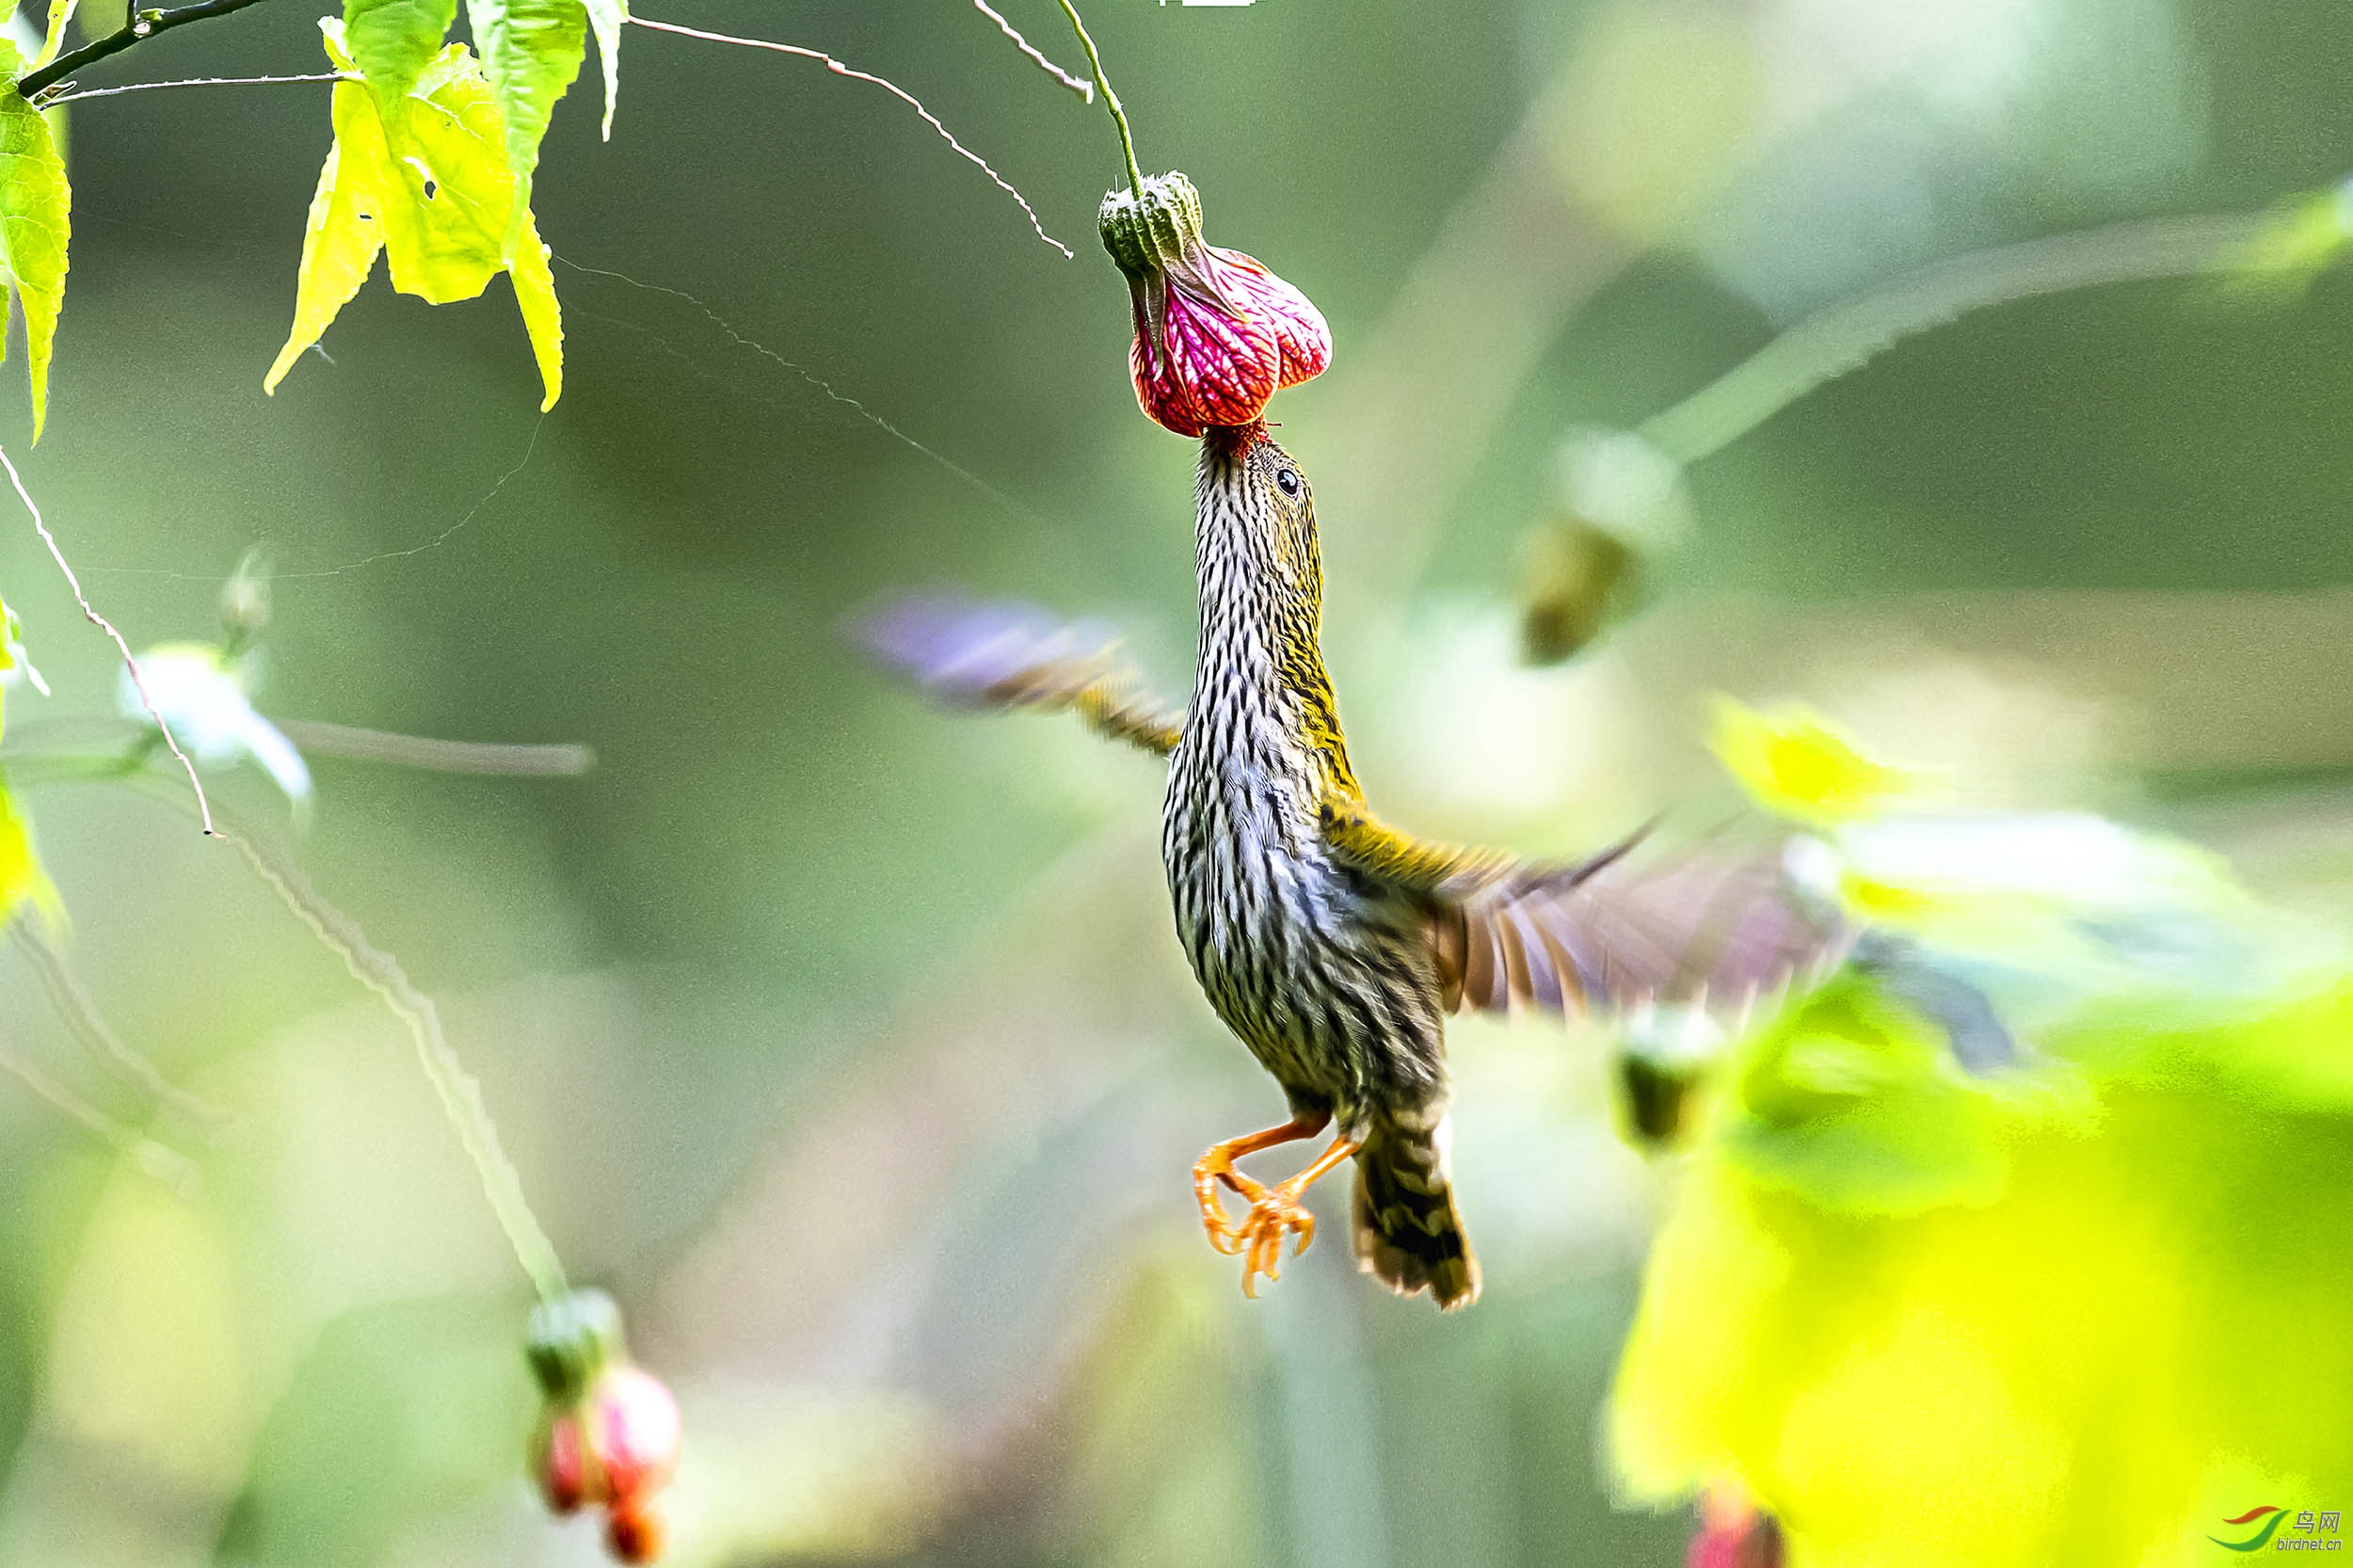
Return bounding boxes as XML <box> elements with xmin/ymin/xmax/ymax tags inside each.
<box><xmin>860</xmin><ymin>423</ymin><xmax>1843</xmax><ymax>1310</ymax></box>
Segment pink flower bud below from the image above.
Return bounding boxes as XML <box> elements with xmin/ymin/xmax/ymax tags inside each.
<box><xmin>1099</xmin><ymin>172</ymin><xmax>1332</xmax><ymax>438</ymax></box>
<box><xmin>590</xmin><ymin>1364</ymin><xmax>682</xmax><ymax>1507</ymax></box>
<box><xmin>532</xmin><ymin>1407</ymin><xmax>591</xmax><ymax>1514</ymax></box>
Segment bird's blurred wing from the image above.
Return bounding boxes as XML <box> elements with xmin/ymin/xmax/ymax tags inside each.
<box><xmin>854</xmin><ymin>592</ymin><xmax>1184</xmax><ymax>757</ymax></box>
<box><xmin>1431</xmin><ymin>840</ymin><xmax>1849</xmax><ymax>1025</ymax></box>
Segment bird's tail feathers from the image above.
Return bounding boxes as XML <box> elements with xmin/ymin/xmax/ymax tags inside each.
<box><xmin>1352</xmin><ymin>1116</ymin><xmax>1480</xmax><ymax>1310</ymax></box>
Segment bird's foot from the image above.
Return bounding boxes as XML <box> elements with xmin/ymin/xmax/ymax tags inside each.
<box><xmin>1232</xmin><ymin>1182</ymin><xmax>1316</xmax><ymax>1297</ymax></box>
<box><xmin>1193</xmin><ymin>1147</ymin><xmax>1261</xmax><ymax>1256</ymax></box>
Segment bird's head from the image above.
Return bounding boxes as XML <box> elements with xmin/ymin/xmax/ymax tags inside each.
<box><xmin>1200</xmin><ymin>423</ymin><xmax>1320</xmax><ymax>589</ymax></box>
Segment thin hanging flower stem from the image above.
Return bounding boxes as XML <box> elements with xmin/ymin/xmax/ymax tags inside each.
<box><xmin>973</xmin><ymin>0</ymin><xmax>1091</xmax><ymax>101</ymax></box>
<box><xmin>1639</xmin><ymin>211</ymin><xmax>2269</xmax><ymax>466</ymax></box>
<box><xmin>1052</xmin><ymin>0</ymin><xmax>1144</xmax><ymax>195</ymax></box>
<box><xmin>222</xmin><ymin>826</ymin><xmax>569</xmax><ymax>1304</ymax></box>
<box><xmin>629</xmin><ymin>14</ymin><xmax>1072</xmax><ymax>257</ymax></box>
<box><xmin>0</xmin><ymin>444</ymin><xmax>216</xmax><ymax>836</ymax></box>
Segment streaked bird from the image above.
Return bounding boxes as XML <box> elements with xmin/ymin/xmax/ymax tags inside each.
<box><xmin>860</xmin><ymin>424</ymin><xmax>1843</xmax><ymax>1309</ymax></box>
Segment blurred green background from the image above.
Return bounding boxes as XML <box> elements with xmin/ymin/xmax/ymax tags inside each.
<box><xmin>0</xmin><ymin>0</ymin><xmax>2349</xmax><ymax>1563</ymax></box>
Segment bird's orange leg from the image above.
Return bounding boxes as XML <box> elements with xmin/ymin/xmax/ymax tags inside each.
<box><xmin>1193</xmin><ymin>1112</ymin><xmax>1329</xmax><ymax>1256</ymax></box>
<box><xmin>1233</xmin><ymin>1133</ymin><xmax>1362</xmax><ymax>1298</ymax></box>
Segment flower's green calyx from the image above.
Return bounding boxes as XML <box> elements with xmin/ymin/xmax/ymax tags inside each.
<box><xmin>1099</xmin><ymin>171</ymin><xmax>1205</xmax><ymax>280</ymax></box>
<box><xmin>524</xmin><ymin>1287</ymin><xmax>625</xmax><ymax>1403</ymax></box>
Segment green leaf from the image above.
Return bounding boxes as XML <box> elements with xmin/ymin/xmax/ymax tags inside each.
<box><xmin>265</xmin><ymin>80</ymin><xmax>392</xmax><ymax>395</ymax></box>
<box><xmin>36</xmin><ymin>0</ymin><xmax>78</xmax><ymax>70</ymax></box>
<box><xmin>506</xmin><ymin>214</ymin><xmax>563</xmax><ymax>410</ymax></box>
<box><xmin>582</xmin><ymin>0</ymin><xmax>624</xmax><ymax>139</ymax></box>
<box><xmin>462</xmin><ymin>0</ymin><xmax>584</xmax><ymax>255</ymax></box>
<box><xmin>341</xmin><ymin>0</ymin><xmax>459</xmax><ymax>119</ymax></box>
<box><xmin>0</xmin><ymin>74</ymin><xmax>72</xmax><ymax>441</ymax></box>
<box><xmin>377</xmin><ymin>44</ymin><xmax>533</xmax><ymax>295</ymax></box>
<box><xmin>268</xmin><ymin>33</ymin><xmax>562</xmax><ymax>408</ymax></box>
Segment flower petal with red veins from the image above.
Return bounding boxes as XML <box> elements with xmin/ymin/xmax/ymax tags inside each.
<box><xmin>1129</xmin><ymin>287</ymin><xmax>1281</xmax><ymax>436</ymax></box>
<box><xmin>1211</xmin><ymin>248</ymin><xmax>1331</xmax><ymax>389</ymax></box>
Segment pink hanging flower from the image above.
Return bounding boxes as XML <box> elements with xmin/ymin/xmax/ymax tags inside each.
<box><xmin>526</xmin><ymin>1289</ymin><xmax>684</xmax><ymax>1562</ymax></box>
<box><xmin>1099</xmin><ymin>172</ymin><xmax>1332</xmax><ymax>437</ymax></box>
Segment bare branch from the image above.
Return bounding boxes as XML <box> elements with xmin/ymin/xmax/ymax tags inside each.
<box><xmin>223</xmin><ymin>826</ymin><xmax>569</xmax><ymax>1304</ymax></box>
<box><xmin>0</xmin><ymin>444</ymin><xmax>216</xmax><ymax>836</ymax></box>
<box><xmin>629</xmin><ymin>14</ymin><xmax>1074</xmax><ymax>258</ymax></box>
<box><xmin>972</xmin><ymin>1</ymin><xmax>1092</xmax><ymax>101</ymax></box>
<box><xmin>45</xmin><ymin>72</ymin><xmax>352</xmax><ymax>104</ymax></box>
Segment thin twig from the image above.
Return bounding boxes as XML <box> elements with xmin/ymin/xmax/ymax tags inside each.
<box><xmin>43</xmin><ymin>71</ymin><xmax>351</xmax><ymax>104</ymax></box>
<box><xmin>0</xmin><ymin>445</ymin><xmax>216</xmax><ymax>835</ymax></box>
<box><xmin>222</xmin><ymin>826</ymin><xmax>568</xmax><ymax>1304</ymax></box>
<box><xmin>1052</xmin><ymin>0</ymin><xmax>1143</xmax><ymax>195</ymax></box>
<box><xmin>11</xmin><ymin>920</ymin><xmax>230</xmax><ymax>1127</ymax></box>
<box><xmin>0</xmin><ymin>1016</ymin><xmax>200</xmax><ymax>1190</ymax></box>
<box><xmin>972</xmin><ymin>0</ymin><xmax>1091</xmax><ymax>101</ymax></box>
<box><xmin>630</xmin><ymin>14</ymin><xmax>1073</xmax><ymax>258</ymax></box>
<box><xmin>1639</xmin><ymin>212</ymin><xmax>2269</xmax><ymax>466</ymax></box>
<box><xmin>272</xmin><ymin>719</ymin><xmax>594</xmax><ymax>776</ymax></box>
<box><xmin>20</xmin><ymin>0</ymin><xmax>279</xmax><ymax>101</ymax></box>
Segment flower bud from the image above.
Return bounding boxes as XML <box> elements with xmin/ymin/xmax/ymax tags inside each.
<box><xmin>523</xmin><ymin>1289</ymin><xmax>683</xmax><ymax>1560</ymax></box>
<box><xmin>606</xmin><ymin>1497</ymin><xmax>668</xmax><ymax>1564</ymax></box>
<box><xmin>531</xmin><ymin>1407</ymin><xmax>591</xmax><ymax>1514</ymax></box>
<box><xmin>589</xmin><ymin>1364</ymin><xmax>682</xmax><ymax>1506</ymax></box>
<box><xmin>219</xmin><ymin>547</ymin><xmax>272</xmax><ymax>650</ymax></box>
<box><xmin>1099</xmin><ymin>171</ymin><xmax>1331</xmax><ymax>437</ymax></box>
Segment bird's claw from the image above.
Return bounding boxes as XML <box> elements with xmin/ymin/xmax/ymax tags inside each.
<box><xmin>1193</xmin><ymin>1149</ymin><xmax>1262</xmax><ymax>1256</ymax></box>
<box><xmin>1234</xmin><ymin>1185</ymin><xmax>1315</xmax><ymax>1297</ymax></box>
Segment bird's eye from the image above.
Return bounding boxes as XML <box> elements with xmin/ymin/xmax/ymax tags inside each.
<box><xmin>1275</xmin><ymin>469</ymin><xmax>1301</xmax><ymax>497</ymax></box>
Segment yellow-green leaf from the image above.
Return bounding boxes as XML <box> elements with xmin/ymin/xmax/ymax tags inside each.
<box><xmin>376</xmin><ymin>43</ymin><xmax>527</xmax><ymax>296</ymax></box>
<box><xmin>1710</xmin><ymin>696</ymin><xmax>1921</xmax><ymax>825</ymax></box>
<box><xmin>507</xmin><ymin>215</ymin><xmax>562</xmax><ymax>409</ymax></box>
<box><xmin>463</xmin><ymin>0</ymin><xmax>584</xmax><ymax>254</ymax></box>
<box><xmin>583</xmin><ymin>0</ymin><xmax>624</xmax><ymax>139</ymax></box>
<box><xmin>267</xmin><ymin>31</ymin><xmax>563</xmax><ymax>406</ymax></box>
<box><xmin>342</xmin><ymin>0</ymin><xmax>458</xmax><ymax>120</ymax></box>
<box><xmin>264</xmin><ymin>81</ymin><xmax>392</xmax><ymax>394</ymax></box>
<box><xmin>0</xmin><ymin>77</ymin><xmax>71</xmax><ymax>442</ymax></box>
<box><xmin>36</xmin><ymin>0</ymin><xmax>77</xmax><ymax>70</ymax></box>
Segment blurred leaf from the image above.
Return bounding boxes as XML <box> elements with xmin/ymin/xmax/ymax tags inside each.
<box><xmin>1615</xmin><ymin>874</ymin><xmax>2353</xmax><ymax>1565</ymax></box>
<box><xmin>0</xmin><ymin>779</ymin><xmax>60</xmax><ymax>927</ymax></box>
<box><xmin>1711</xmin><ymin>972</ymin><xmax>2083</xmax><ymax>1217</ymax></box>
<box><xmin>342</xmin><ymin>0</ymin><xmax>457</xmax><ymax>120</ymax></box>
<box><xmin>268</xmin><ymin>24</ymin><xmax>563</xmax><ymax>408</ymax></box>
<box><xmin>0</xmin><ymin>48</ymin><xmax>71</xmax><ymax>442</ymax></box>
<box><xmin>584</xmin><ymin>0</ymin><xmax>624</xmax><ymax>138</ymax></box>
<box><xmin>2223</xmin><ymin>179</ymin><xmax>2353</xmax><ymax>293</ymax></box>
<box><xmin>461</xmin><ymin>0</ymin><xmax>584</xmax><ymax>255</ymax></box>
<box><xmin>1710</xmin><ymin>698</ymin><xmax>1919</xmax><ymax>826</ymax></box>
